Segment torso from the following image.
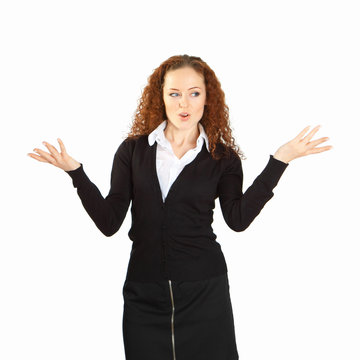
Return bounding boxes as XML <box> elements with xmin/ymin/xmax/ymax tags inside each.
<box><xmin>170</xmin><ymin>143</ymin><xmax>197</xmax><ymax>160</ymax></box>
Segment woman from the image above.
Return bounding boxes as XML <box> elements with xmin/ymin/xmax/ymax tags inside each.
<box><xmin>28</xmin><ymin>54</ymin><xmax>332</xmax><ymax>360</ymax></box>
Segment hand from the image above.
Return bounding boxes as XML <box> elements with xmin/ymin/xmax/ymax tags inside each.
<box><xmin>273</xmin><ymin>125</ymin><xmax>333</xmax><ymax>163</ymax></box>
<box><xmin>28</xmin><ymin>138</ymin><xmax>81</xmax><ymax>172</ymax></box>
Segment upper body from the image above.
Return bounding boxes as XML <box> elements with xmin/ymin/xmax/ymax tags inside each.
<box><xmin>65</xmin><ymin>120</ymin><xmax>289</xmax><ymax>282</ymax></box>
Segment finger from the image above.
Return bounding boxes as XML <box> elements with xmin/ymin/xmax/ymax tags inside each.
<box><xmin>27</xmin><ymin>152</ymin><xmax>51</xmax><ymax>163</ymax></box>
<box><xmin>57</xmin><ymin>138</ymin><xmax>67</xmax><ymax>153</ymax></box>
<box><xmin>307</xmin><ymin>145</ymin><xmax>333</xmax><ymax>154</ymax></box>
<box><xmin>294</xmin><ymin>125</ymin><xmax>311</xmax><ymax>140</ymax></box>
<box><xmin>42</xmin><ymin>141</ymin><xmax>61</xmax><ymax>159</ymax></box>
<box><xmin>33</xmin><ymin>148</ymin><xmax>56</xmax><ymax>164</ymax></box>
<box><xmin>303</xmin><ymin>125</ymin><xmax>321</xmax><ymax>142</ymax></box>
<box><xmin>306</xmin><ymin>137</ymin><xmax>330</xmax><ymax>148</ymax></box>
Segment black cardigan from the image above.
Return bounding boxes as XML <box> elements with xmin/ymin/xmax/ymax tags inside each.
<box><xmin>66</xmin><ymin>135</ymin><xmax>289</xmax><ymax>282</ymax></box>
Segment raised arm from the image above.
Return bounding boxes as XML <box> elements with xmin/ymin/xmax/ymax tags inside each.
<box><xmin>28</xmin><ymin>137</ymin><xmax>133</xmax><ymax>237</ymax></box>
<box><xmin>217</xmin><ymin>124</ymin><xmax>332</xmax><ymax>232</ymax></box>
<box><xmin>217</xmin><ymin>151</ymin><xmax>288</xmax><ymax>232</ymax></box>
<box><xmin>65</xmin><ymin>139</ymin><xmax>133</xmax><ymax>237</ymax></box>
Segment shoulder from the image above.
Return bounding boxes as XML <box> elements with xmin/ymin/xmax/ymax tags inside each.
<box><xmin>214</xmin><ymin>142</ymin><xmax>241</xmax><ymax>162</ymax></box>
<box><xmin>117</xmin><ymin>134</ymin><xmax>147</xmax><ymax>152</ymax></box>
<box><xmin>112</xmin><ymin>135</ymin><xmax>146</xmax><ymax>163</ymax></box>
<box><xmin>212</xmin><ymin>143</ymin><xmax>243</xmax><ymax>177</ymax></box>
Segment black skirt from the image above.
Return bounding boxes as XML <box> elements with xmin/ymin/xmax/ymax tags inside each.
<box><xmin>122</xmin><ymin>272</ymin><xmax>239</xmax><ymax>360</ymax></box>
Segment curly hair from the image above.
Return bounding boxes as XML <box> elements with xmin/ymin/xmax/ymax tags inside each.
<box><xmin>126</xmin><ymin>54</ymin><xmax>246</xmax><ymax>161</ymax></box>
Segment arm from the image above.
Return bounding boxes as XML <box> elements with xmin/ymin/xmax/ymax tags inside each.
<box><xmin>217</xmin><ymin>152</ymin><xmax>288</xmax><ymax>232</ymax></box>
<box><xmin>65</xmin><ymin>139</ymin><xmax>133</xmax><ymax>237</ymax></box>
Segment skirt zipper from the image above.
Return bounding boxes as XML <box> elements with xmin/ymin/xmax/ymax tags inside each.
<box><xmin>168</xmin><ymin>280</ymin><xmax>176</xmax><ymax>360</ymax></box>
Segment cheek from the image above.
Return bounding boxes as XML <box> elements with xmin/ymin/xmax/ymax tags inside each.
<box><xmin>166</xmin><ymin>101</ymin><xmax>176</xmax><ymax>111</ymax></box>
<box><xmin>163</xmin><ymin>99</ymin><xmax>172</xmax><ymax>111</ymax></box>
<box><xmin>196</xmin><ymin>100</ymin><xmax>206</xmax><ymax>112</ymax></box>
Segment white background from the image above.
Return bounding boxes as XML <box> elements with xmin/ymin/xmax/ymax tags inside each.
<box><xmin>1</xmin><ymin>0</ymin><xmax>359</xmax><ymax>359</ymax></box>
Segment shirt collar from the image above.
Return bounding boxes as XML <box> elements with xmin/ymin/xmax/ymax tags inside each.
<box><xmin>148</xmin><ymin>120</ymin><xmax>210</xmax><ymax>152</ymax></box>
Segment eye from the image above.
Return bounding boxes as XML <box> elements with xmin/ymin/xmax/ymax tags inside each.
<box><xmin>169</xmin><ymin>92</ymin><xmax>200</xmax><ymax>97</ymax></box>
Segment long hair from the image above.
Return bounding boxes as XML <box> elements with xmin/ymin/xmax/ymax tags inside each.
<box><xmin>126</xmin><ymin>54</ymin><xmax>246</xmax><ymax>161</ymax></box>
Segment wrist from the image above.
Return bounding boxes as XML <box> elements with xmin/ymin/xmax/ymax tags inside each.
<box><xmin>273</xmin><ymin>152</ymin><xmax>290</xmax><ymax>164</ymax></box>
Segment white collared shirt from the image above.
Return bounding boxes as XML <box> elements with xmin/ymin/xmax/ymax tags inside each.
<box><xmin>148</xmin><ymin>120</ymin><xmax>210</xmax><ymax>202</ymax></box>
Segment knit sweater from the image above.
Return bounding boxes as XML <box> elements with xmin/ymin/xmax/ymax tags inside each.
<box><xmin>66</xmin><ymin>134</ymin><xmax>289</xmax><ymax>282</ymax></box>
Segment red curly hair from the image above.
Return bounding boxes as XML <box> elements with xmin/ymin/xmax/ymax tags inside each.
<box><xmin>126</xmin><ymin>54</ymin><xmax>246</xmax><ymax>161</ymax></box>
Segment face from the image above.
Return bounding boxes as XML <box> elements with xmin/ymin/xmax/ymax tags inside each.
<box><xmin>162</xmin><ymin>66</ymin><xmax>207</xmax><ymax>131</ymax></box>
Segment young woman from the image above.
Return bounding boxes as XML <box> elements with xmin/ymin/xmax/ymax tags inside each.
<box><xmin>28</xmin><ymin>54</ymin><xmax>332</xmax><ymax>360</ymax></box>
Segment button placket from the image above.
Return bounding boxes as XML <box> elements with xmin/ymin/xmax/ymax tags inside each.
<box><xmin>161</xmin><ymin>204</ymin><xmax>168</xmax><ymax>276</ymax></box>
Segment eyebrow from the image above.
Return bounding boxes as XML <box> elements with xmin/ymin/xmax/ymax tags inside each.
<box><xmin>168</xmin><ymin>87</ymin><xmax>202</xmax><ymax>91</ymax></box>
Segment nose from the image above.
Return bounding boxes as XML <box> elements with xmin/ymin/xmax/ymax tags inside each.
<box><xmin>179</xmin><ymin>95</ymin><xmax>189</xmax><ymax>108</ymax></box>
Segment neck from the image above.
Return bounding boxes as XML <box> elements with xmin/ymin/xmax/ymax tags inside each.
<box><xmin>164</xmin><ymin>120</ymin><xmax>200</xmax><ymax>147</ymax></box>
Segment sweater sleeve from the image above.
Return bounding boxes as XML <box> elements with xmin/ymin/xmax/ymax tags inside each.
<box><xmin>218</xmin><ymin>152</ymin><xmax>289</xmax><ymax>232</ymax></box>
<box><xmin>65</xmin><ymin>139</ymin><xmax>133</xmax><ymax>237</ymax></box>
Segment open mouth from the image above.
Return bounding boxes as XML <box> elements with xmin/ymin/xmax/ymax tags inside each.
<box><xmin>179</xmin><ymin>112</ymin><xmax>190</xmax><ymax>119</ymax></box>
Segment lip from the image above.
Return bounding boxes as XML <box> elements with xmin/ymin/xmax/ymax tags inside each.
<box><xmin>178</xmin><ymin>114</ymin><xmax>190</xmax><ymax>121</ymax></box>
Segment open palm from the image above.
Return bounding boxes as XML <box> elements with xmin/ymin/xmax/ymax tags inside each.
<box><xmin>273</xmin><ymin>125</ymin><xmax>332</xmax><ymax>163</ymax></box>
<box><xmin>28</xmin><ymin>138</ymin><xmax>81</xmax><ymax>172</ymax></box>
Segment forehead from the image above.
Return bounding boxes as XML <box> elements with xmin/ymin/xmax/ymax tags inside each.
<box><xmin>163</xmin><ymin>67</ymin><xmax>205</xmax><ymax>89</ymax></box>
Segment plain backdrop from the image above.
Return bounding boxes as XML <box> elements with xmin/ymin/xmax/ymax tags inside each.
<box><xmin>1</xmin><ymin>0</ymin><xmax>359</xmax><ymax>359</ymax></box>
